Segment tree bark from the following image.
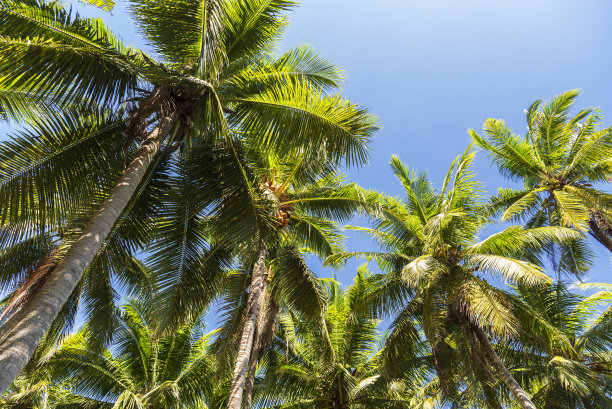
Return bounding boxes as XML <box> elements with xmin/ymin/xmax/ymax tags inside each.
<box><xmin>227</xmin><ymin>245</ymin><xmax>267</xmax><ymax>409</ymax></box>
<box><xmin>472</xmin><ymin>324</ymin><xmax>536</xmax><ymax>409</ymax></box>
<box><xmin>0</xmin><ymin>115</ymin><xmax>176</xmax><ymax>394</ymax></box>
<box><xmin>242</xmin><ymin>332</ymin><xmax>260</xmax><ymax>409</ymax></box>
<box><xmin>589</xmin><ymin>211</ymin><xmax>612</xmax><ymax>253</ymax></box>
<box><xmin>243</xmin><ymin>290</ymin><xmax>279</xmax><ymax>409</ymax></box>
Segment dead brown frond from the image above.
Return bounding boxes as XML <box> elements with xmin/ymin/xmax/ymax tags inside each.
<box><xmin>0</xmin><ymin>249</ymin><xmax>59</xmax><ymax>324</ymax></box>
<box><xmin>122</xmin><ymin>86</ymin><xmax>198</xmax><ymax>167</ymax></box>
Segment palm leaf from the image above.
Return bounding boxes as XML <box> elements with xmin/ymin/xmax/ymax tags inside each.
<box><xmin>226</xmin><ymin>78</ymin><xmax>377</xmax><ymax>166</ymax></box>
<box><xmin>465</xmin><ymin>254</ymin><xmax>551</xmax><ymax>286</ymax></box>
<box><xmin>552</xmin><ymin>189</ymin><xmax>590</xmax><ymax>231</ymax></box>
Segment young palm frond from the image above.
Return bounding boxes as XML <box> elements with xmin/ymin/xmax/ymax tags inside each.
<box><xmin>471</xmin><ymin>90</ymin><xmax>612</xmax><ymax>261</ymax></box>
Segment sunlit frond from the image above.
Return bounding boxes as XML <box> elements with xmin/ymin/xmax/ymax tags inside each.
<box><xmin>226</xmin><ymin>78</ymin><xmax>377</xmax><ymax>166</ymax></box>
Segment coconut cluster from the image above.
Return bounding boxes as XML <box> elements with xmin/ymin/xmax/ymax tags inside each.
<box><xmin>262</xmin><ymin>180</ymin><xmax>294</xmax><ymax>229</ymax></box>
<box><xmin>541</xmin><ymin>177</ymin><xmax>564</xmax><ymax>191</ymax></box>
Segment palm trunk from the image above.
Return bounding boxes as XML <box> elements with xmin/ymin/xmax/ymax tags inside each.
<box><xmin>227</xmin><ymin>245</ymin><xmax>267</xmax><ymax>409</ymax></box>
<box><xmin>589</xmin><ymin>211</ymin><xmax>612</xmax><ymax>253</ymax></box>
<box><xmin>242</xmin><ymin>336</ymin><xmax>260</xmax><ymax>409</ymax></box>
<box><xmin>243</xmin><ymin>291</ymin><xmax>279</xmax><ymax>409</ymax></box>
<box><xmin>0</xmin><ymin>115</ymin><xmax>176</xmax><ymax>394</ymax></box>
<box><xmin>472</xmin><ymin>324</ymin><xmax>536</xmax><ymax>409</ymax></box>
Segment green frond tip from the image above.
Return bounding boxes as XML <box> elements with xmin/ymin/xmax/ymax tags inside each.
<box><xmin>227</xmin><ymin>78</ymin><xmax>379</xmax><ymax>166</ymax></box>
<box><xmin>78</xmin><ymin>0</ymin><xmax>114</xmax><ymax>11</ymax></box>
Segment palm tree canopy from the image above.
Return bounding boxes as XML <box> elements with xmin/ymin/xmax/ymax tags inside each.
<box><xmin>328</xmin><ymin>146</ymin><xmax>583</xmax><ymax>407</ymax></box>
<box><xmin>256</xmin><ymin>267</ymin><xmax>423</xmax><ymax>409</ymax></box>
<box><xmin>504</xmin><ymin>283</ymin><xmax>612</xmax><ymax>408</ymax></box>
<box><xmin>39</xmin><ymin>300</ymin><xmax>218</xmax><ymax>409</ymax></box>
<box><xmin>470</xmin><ymin>90</ymin><xmax>612</xmax><ymax>258</ymax></box>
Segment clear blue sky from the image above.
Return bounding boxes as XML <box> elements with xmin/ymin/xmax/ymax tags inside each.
<box><xmin>278</xmin><ymin>0</ymin><xmax>612</xmax><ymax>286</ymax></box>
<box><xmin>5</xmin><ymin>0</ymin><xmax>612</xmax><ymax>288</ymax></box>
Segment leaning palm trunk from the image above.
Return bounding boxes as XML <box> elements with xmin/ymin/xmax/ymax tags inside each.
<box><xmin>0</xmin><ymin>115</ymin><xmax>177</xmax><ymax>394</ymax></box>
<box><xmin>589</xmin><ymin>211</ymin><xmax>612</xmax><ymax>253</ymax></box>
<box><xmin>243</xmin><ymin>291</ymin><xmax>279</xmax><ymax>409</ymax></box>
<box><xmin>472</xmin><ymin>324</ymin><xmax>536</xmax><ymax>409</ymax></box>
<box><xmin>227</xmin><ymin>245</ymin><xmax>267</xmax><ymax>409</ymax></box>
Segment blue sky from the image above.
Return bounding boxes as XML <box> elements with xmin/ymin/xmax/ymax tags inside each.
<box><xmin>5</xmin><ymin>0</ymin><xmax>612</xmax><ymax>288</ymax></box>
<box><xmin>279</xmin><ymin>0</ymin><xmax>612</xmax><ymax>286</ymax></box>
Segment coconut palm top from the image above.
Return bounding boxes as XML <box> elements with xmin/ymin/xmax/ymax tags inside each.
<box><xmin>37</xmin><ymin>301</ymin><xmax>219</xmax><ymax>409</ymax></box>
<box><xmin>505</xmin><ymin>283</ymin><xmax>612</xmax><ymax>408</ymax></box>
<box><xmin>0</xmin><ymin>0</ymin><xmax>379</xmax><ymax>347</ymax></box>
<box><xmin>471</xmin><ymin>90</ymin><xmax>612</xmax><ymax>259</ymax></box>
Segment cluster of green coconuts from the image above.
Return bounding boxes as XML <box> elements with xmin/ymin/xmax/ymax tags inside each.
<box><xmin>539</xmin><ymin>177</ymin><xmax>565</xmax><ymax>207</ymax></box>
<box><xmin>541</xmin><ymin>177</ymin><xmax>565</xmax><ymax>190</ymax></box>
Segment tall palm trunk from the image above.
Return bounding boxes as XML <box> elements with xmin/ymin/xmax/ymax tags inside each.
<box><xmin>589</xmin><ymin>211</ymin><xmax>612</xmax><ymax>253</ymax></box>
<box><xmin>0</xmin><ymin>115</ymin><xmax>177</xmax><ymax>394</ymax></box>
<box><xmin>243</xmin><ymin>291</ymin><xmax>279</xmax><ymax>409</ymax></box>
<box><xmin>472</xmin><ymin>323</ymin><xmax>536</xmax><ymax>409</ymax></box>
<box><xmin>242</xmin><ymin>325</ymin><xmax>260</xmax><ymax>409</ymax></box>
<box><xmin>227</xmin><ymin>245</ymin><xmax>267</xmax><ymax>409</ymax></box>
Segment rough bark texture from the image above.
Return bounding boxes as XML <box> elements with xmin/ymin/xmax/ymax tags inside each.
<box><xmin>242</xmin><ymin>332</ymin><xmax>260</xmax><ymax>409</ymax></box>
<box><xmin>589</xmin><ymin>211</ymin><xmax>612</xmax><ymax>253</ymax></box>
<box><xmin>472</xmin><ymin>324</ymin><xmax>536</xmax><ymax>409</ymax></box>
<box><xmin>0</xmin><ymin>116</ymin><xmax>176</xmax><ymax>394</ymax></box>
<box><xmin>227</xmin><ymin>246</ymin><xmax>267</xmax><ymax>409</ymax></box>
<box><xmin>243</xmin><ymin>291</ymin><xmax>279</xmax><ymax>409</ymax></box>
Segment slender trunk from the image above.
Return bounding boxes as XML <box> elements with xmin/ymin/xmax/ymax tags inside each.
<box><xmin>472</xmin><ymin>324</ymin><xmax>536</xmax><ymax>409</ymax></box>
<box><xmin>243</xmin><ymin>291</ymin><xmax>279</xmax><ymax>409</ymax></box>
<box><xmin>589</xmin><ymin>211</ymin><xmax>612</xmax><ymax>253</ymax></box>
<box><xmin>0</xmin><ymin>115</ymin><xmax>176</xmax><ymax>393</ymax></box>
<box><xmin>242</xmin><ymin>336</ymin><xmax>260</xmax><ymax>409</ymax></box>
<box><xmin>227</xmin><ymin>245</ymin><xmax>267</xmax><ymax>409</ymax></box>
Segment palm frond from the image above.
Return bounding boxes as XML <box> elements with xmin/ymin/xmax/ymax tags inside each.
<box><xmin>221</xmin><ymin>0</ymin><xmax>295</xmax><ymax>63</ymax></box>
<box><xmin>465</xmin><ymin>254</ymin><xmax>551</xmax><ymax>286</ymax></box>
<box><xmin>226</xmin><ymin>78</ymin><xmax>377</xmax><ymax>166</ymax></box>
<box><xmin>221</xmin><ymin>45</ymin><xmax>343</xmax><ymax>98</ymax></box>
<box><xmin>470</xmin><ymin>120</ymin><xmax>543</xmax><ymax>181</ymax></box>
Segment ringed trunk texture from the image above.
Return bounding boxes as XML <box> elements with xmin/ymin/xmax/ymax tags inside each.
<box><xmin>589</xmin><ymin>211</ymin><xmax>612</xmax><ymax>253</ymax></box>
<box><xmin>472</xmin><ymin>324</ymin><xmax>536</xmax><ymax>409</ymax></box>
<box><xmin>243</xmin><ymin>290</ymin><xmax>279</xmax><ymax>409</ymax></box>
<box><xmin>227</xmin><ymin>246</ymin><xmax>267</xmax><ymax>409</ymax></box>
<box><xmin>242</xmin><ymin>328</ymin><xmax>260</xmax><ymax>409</ymax></box>
<box><xmin>0</xmin><ymin>116</ymin><xmax>176</xmax><ymax>394</ymax></box>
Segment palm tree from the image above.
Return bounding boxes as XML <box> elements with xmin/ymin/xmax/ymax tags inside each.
<box><xmin>470</xmin><ymin>90</ymin><xmax>612</xmax><ymax>258</ymax></box>
<box><xmin>329</xmin><ymin>147</ymin><xmax>582</xmax><ymax>409</ymax></box>
<box><xmin>146</xmin><ymin>147</ymin><xmax>378</xmax><ymax>408</ymax></box>
<box><xmin>500</xmin><ymin>283</ymin><xmax>612</xmax><ymax>408</ymax></box>
<box><xmin>209</xmin><ymin>246</ymin><xmax>326</xmax><ymax>409</ymax></box>
<box><xmin>256</xmin><ymin>267</ymin><xmax>421</xmax><ymax>408</ymax></box>
<box><xmin>33</xmin><ymin>300</ymin><xmax>219</xmax><ymax>409</ymax></box>
<box><xmin>0</xmin><ymin>0</ymin><xmax>377</xmax><ymax>390</ymax></box>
